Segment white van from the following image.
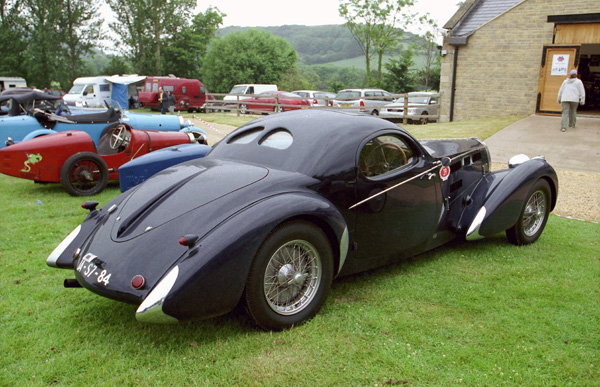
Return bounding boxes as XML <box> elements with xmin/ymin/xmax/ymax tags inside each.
<box><xmin>0</xmin><ymin>77</ymin><xmax>27</xmax><ymax>91</ymax></box>
<box><xmin>63</xmin><ymin>76</ymin><xmax>111</xmax><ymax>107</ymax></box>
<box><xmin>223</xmin><ymin>84</ymin><xmax>278</xmax><ymax>103</ymax></box>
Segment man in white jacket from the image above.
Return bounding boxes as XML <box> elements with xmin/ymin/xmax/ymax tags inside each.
<box><xmin>557</xmin><ymin>69</ymin><xmax>586</xmax><ymax>132</ymax></box>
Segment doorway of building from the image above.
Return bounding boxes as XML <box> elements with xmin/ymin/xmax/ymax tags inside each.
<box><xmin>578</xmin><ymin>44</ymin><xmax>600</xmax><ymax>116</ymax></box>
<box><xmin>537</xmin><ymin>18</ymin><xmax>600</xmax><ymax>116</ymax></box>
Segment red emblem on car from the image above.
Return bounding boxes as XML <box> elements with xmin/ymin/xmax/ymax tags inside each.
<box><xmin>440</xmin><ymin>165</ymin><xmax>450</xmax><ymax>181</ymax></box>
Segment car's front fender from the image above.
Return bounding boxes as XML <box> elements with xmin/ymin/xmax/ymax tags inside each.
<box><xmin>462</xmin><ymin>158</ymin><xmax>558</xmax><ymax>240</ymax></box>
<box><xmin>21</xmin><ymin>129</ymin><xmax>57</xmax><ymax>142</ymax></box>
<box><xmin>156</xmin><ymin>192</ymin><xmax>349</xmax><ymax>322</ymax></box>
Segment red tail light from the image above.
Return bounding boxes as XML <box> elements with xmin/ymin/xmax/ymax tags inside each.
<box><xmin>360</xmin><ymin>100</ymin><xmax>365</xmax><ymax>111</ymax></box>
<box><xmin>131</xmin><ymin>275</ymin><xmax>145</xmax><ymax>289</ymax></box>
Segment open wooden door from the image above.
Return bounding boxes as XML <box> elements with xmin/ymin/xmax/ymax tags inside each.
<box><xmin>537</xmin><ymin>45</ymin><xmax>580</xmax><ymax>114</ymax></box>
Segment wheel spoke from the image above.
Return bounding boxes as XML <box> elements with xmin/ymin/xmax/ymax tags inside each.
<box><xmin>263</xmin><ymin>240</ymin><xmax>322</xmax><ymax>315</ymax></box>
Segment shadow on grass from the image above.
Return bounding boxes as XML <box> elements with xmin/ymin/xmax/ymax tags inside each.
<box><xmin>60</xmin><ymin>233</ymin><xmax>513</xmax><ymax>346</ymax></box>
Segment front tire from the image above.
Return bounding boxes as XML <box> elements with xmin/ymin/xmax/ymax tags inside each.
<box><xmin>60</xmin><ymin>152</ymin><xmax>108</xmax><ymax>196</ymax></box>
<box><xmin>245</xmin><ymin>221</ymin><xmax>334</xmax><ymax>331</ymax></box>
<box><xmin>506</xmin><ymin>179</ymin><xmax>551</xmax><ymax>245</ymax></box>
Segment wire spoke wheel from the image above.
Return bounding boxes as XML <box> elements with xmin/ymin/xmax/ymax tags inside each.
<box><xmin>522</xmin><ymin>191</ymin><xmax>547</xmax><ymax>237</ymax></box>
<box><xmin>506</xmin><ymin>179</ymin><xmax>551</xmax><ymax>245</ymax></box>
<box><xmin>263</xmin><ymin>240</ymin><xmax>322</xmax><ymax>315</ymax></box>
<box><xmin>245</xmin><ymin>221</ymin><xmax>333</xmax><ymax>330</ymax></box>
<box><xmin>60</xmin><ymin>153</ymin><xmax>108</xmax><ymax>196</ymax></box>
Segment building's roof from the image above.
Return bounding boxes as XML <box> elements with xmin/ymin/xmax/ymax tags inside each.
<box><xmin>444</xmin><ymin>0</ymin><xmax>526</xmax><ymax>41</ymax></box>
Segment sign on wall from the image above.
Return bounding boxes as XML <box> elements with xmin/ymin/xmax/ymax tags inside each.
<box><xmin>551</xmin><ymin>54</ymin><xmax>569</xmax><ymax>76</ymax></box>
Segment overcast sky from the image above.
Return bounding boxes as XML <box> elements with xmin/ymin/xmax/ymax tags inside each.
<box><xmin>100</xmin><ymin>0</ymin><xmax>461</xmax><ymax>47</ymax></box>
<box><xmin>194</xmin><ymin>0</ymin><xmax>460</xmax><ymax>31</ymax></box>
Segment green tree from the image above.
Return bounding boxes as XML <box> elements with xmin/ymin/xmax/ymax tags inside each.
<box><xmin>107</xmin><ymin>0</ymin><xmax>196</xmax><ymax>75</ymax></box>
<box><xmin>412</xmin><ymin>14</ymin><xmax>440</xmax><ymax>90</ymax></box>
<box><xmin>382</xmin><ymin>47</ymin><xmax>416</xmax><ymax>93</ymax></box>
<box><xmin>22</xmin><ymin>0</ymin><xmax>64</xmax><ymax>88</ymax></box>
<box><xmin>0</xmin><ymin>1</ymin><xmax>28</xmax><ymax>78</ymax></box>
<box><xmin>162</xmin><ymin>6</ymin><xmax>224</xmax><ymax>79</ymax></box>
<box><xmin>201</xmin><ymin>29</ymin><xmax>298</xmax><ymax>93</ymax></box>
<box><xmin>101</xmin><ymin>56</ymin><xmax>133</xmax><ymax>75</ymax></box>
<box><xmin>58</xmin><ymin>0</ymin><xmax>103</xmax><ymax>88</ymax></box>
<box><xmin>339</xmin><ymin>0</ymin><xmax>414</xmax><ymax>85</ymax></box>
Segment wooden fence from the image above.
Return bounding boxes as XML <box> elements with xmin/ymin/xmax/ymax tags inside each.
<box><xmin>204</xmin><ymin>92</ymin><xmax>440</xmax><ymax>124</ymax></box>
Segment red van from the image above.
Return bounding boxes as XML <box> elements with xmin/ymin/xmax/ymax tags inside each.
<box><xmin>138</xmin><ymin>76</ymin><xmax>210</xmax><ymax>112</ymax></box>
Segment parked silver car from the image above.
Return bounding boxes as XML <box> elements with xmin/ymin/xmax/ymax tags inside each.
<box><xmin>380</xmin><ymin>92</ymin><xmax>440</xmax><ymax>124</ymax></box>
<box><xmin>330</xmin><ymin>88</ymin><xmax>394</xmax><ymax>115</ymax></box>
<box><xmin>292</xmin><ymin>90</ymin><xmax>336</xmax><ymax>107</ymax></box>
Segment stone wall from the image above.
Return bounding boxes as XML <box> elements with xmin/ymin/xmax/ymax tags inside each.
<box><xmin>439</xmin><ymin>0</ymin><xmax>600</xmax><ymax>122</ymax></box>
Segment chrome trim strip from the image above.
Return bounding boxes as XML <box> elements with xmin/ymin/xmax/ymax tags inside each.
<box><xmin>349</xmin><ymin>149</ymin><xmax>478</xmax><ymax>210</ymax></box>
<box><xmin>136</xmin><ymin>266</ymin><xmax>179</xmax><ymax>323</ymax></box>
<box><xmin>46</xmin><ymin>225</ymin><xmax>81</xmax><ymax>268</ymax></box>
<box><xmin>337</xmin><ymin>227</ymin><xmax>350</xmax><ymax>275</ymax></box>
<box><xmin>349</xmin><ymin>164</ymin><xmax>440</xmax><ymax>210</ymax></box>
<box><xmin>466</xmin><ymin>207</ymin><xmax>486</xmax><ymax>241</ymax></box>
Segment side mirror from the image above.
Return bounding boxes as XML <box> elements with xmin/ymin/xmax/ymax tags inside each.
<box><xmin>441</xmin><ymin>156</ymin><xmax>451</xmax><ymax>167</ymax></box>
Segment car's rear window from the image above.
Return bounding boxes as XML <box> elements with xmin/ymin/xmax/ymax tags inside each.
<box><xmin>337</xmin><ymin>91</ymin><xmax>361</xmax><ymax>99</ymax></box>
<box><xmin>259</xmin><ymin>129</ymin><xmax>293</xmax><ymax>150</ymax></box>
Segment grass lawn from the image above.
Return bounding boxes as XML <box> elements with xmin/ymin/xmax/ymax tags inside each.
<box><xmin>1</xmin><ymin>115</ymin><xmax>598</xmax><ymax>386</ymax></box>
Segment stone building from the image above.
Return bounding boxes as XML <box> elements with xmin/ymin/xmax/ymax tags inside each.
<box><xmin>439</xmin><ymin>0</ymin><xmax>600</xmax><ymax>122</ymax></box>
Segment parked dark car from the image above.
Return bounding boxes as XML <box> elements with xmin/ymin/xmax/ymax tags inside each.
<box><xmin>47</xmin><ymin>110</ymin><xmax>558</xmax><ymax>330</ymax></box>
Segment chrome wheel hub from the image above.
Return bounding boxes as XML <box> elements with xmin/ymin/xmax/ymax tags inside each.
<box><xmin>264</xmin><ymin>240</ymin><xmax>322</xmax><ymax>315</ymax></box>
<box><xmin>523</xmin><ymin>191</ymin><xmax>546</xmax><ymax>236</ymax></box>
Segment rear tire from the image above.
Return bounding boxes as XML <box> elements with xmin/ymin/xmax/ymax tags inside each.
<box><xmin>60</xmin><ymin>152</ymin><xmax>108</xmax><ymax>196</ymax></box>
<box><xmin>245</xmin><ymin>221</ymin><xmax>333</xmax><ymax>331</ymax></box>
<box><xmin>506</xmin><ymin>179</ymin><xmax>551</xmax><ymax>245</ymax></box>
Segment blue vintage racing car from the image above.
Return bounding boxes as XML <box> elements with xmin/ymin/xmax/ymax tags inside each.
<box><xmin>47</xmin><ymin>110</ymin><xmax>558</xmax><ymax>330</ymax></box>
<box><xmin>0</xmin><ymin>91</ymin><xmax>199</xmax><ymax>149</ymax></box>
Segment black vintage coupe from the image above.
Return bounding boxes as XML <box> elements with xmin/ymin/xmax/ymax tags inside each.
<box><xmin>47</xmin><ymin>110</ymin><xmax>558</xmax><ymax>330</ymax></box>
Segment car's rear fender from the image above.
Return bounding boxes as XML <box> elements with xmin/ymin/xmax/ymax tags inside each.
<box><xmin>46</xmin><ymin>205</ymin><xmax>114</xmax><ymax>269</ymax></box>
<box><xmin>157</xmin><ymin>192</ymin><xmax>349</xmax><ymax>321</ymax></box>
<box><xmin>462</xmin><ymin>159</ymin><xmax>558</xmax><ymax>240</ymax></box>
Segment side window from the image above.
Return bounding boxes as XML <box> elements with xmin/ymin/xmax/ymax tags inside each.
<box><xmin>359</xmin><ymin>134</ymin><xmax>415</xmax><ymax>178</ymax></box>
<box><xmin>85</xmin><ymin>85</ymin><xmax>94</xmax><ymax>94</ymax></box>
<box><xmin>99</xmin><ymin>84</ymin><xmax>110</xmax><ymax>92</ymax></box>
<box><xmin>145</xmin><ymin>82</ymin><xmax>151</xmax><ymax>92</ymax></box>
<box><xmin>164</xmin><ymin>85</ymin><xmax>174</xmax><ymax>92</ymax></box>
<box><xmin>200</xmin><ymin>86</ymin><xmax>205</xmax><ymax>95</ymax></box>
<box><xmin>247</xmin><ymin>86</ymin><xmax>254</xmax><ymax>94</ymax></box>
<box><xmin>152</xmin><ymin>83</ymin><xmax>159</xmax><ymax>93</ymax></box>
<box><xmin>182</xmin><ymin>86</ymin><xmax>187</xmax><ymax>94</ymax></box>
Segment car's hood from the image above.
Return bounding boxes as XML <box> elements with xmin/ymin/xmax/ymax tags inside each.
<box><xmin>111</xmin><ymin>159</ymin><xmax>269</xmax><ymax>241</ymax></box>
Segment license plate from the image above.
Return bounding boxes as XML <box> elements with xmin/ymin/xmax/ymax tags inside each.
<box><xmin>340</xmin><ymin>103</ymin><xmax>352</xmax><ymax>107</ymax></box>
<box><xmin>76</xmin><ymin>253</ymin><xmax>112</xmax><ymax>286</ymax></box>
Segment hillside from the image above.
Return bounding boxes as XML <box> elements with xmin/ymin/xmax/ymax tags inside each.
<box><xmin>220</xmin><ymin>24</ymin><xmax>422</xmax><ymax>68</ymax></box>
